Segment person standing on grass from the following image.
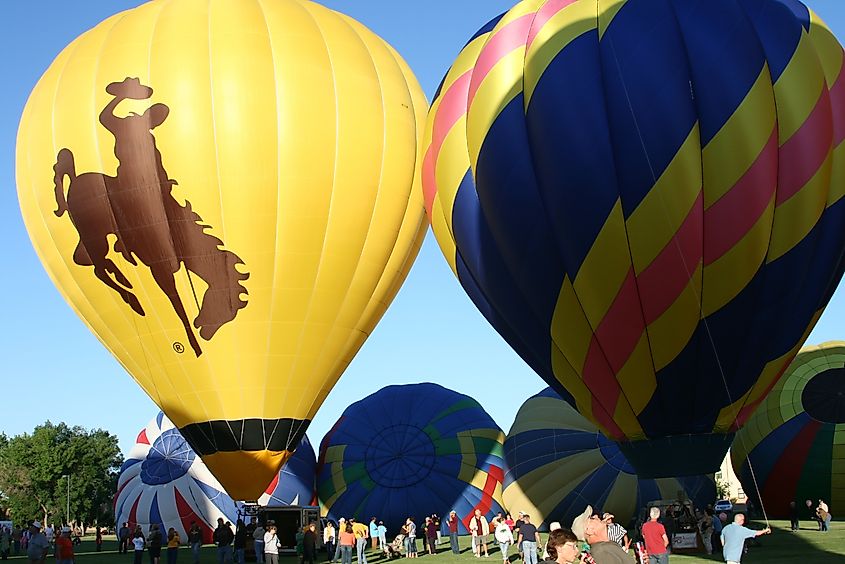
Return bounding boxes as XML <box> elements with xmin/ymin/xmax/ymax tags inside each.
<box><xmin>188</xmin><ymin>522</ymin><xmax>203</xmax><ymax>564</ymax></box>
<box><xmin>253</xmin><ymin>523</ymin><xmax>265</xmax><ymax>564</ymax></box>
<box><xmin>470</xmin><ymin>510</ymin><xmax>490</xmax><ymax>558</ymax></box>
<box><xmin>303</xmin><ymin>523</ymin><xmax>318</xmax><ymax>564</ymax></box>
<box><xmin>378</xmin><ymin>522</ymin><xmax>387</xmax><ymax>551</ymax></box>
<box><xmin>641</xmin><ymin>508</ymin><xmax>669</xmax><ymax>564</ymax></box>
<box><xmin>516</xmin><ymin>515</ymin><xmax>540</xmax><ymax>564</ymax></box>
<box><xmin>720</xmin><ymin>514</ymin><xmax>770</xmax><ymax>564</ymax></box>
<box><xmin>148</xmin><ymin>524</ymin><xmax>163</xmax><ymax>564</ymax></box>
<box><xmin>55</xmin><ymin>528</ymin><xmax>73</xmax><ymax>564</ymax></box>
<box><xmin>132</xmin><ymin>529</ymin><xmax>147</xmax><ymax>564</ymax></box>
<box><xmin>263</xmin><ymin>525</ymin><xmax>280</xmax><ymax>564</ymax></box>
<box><xmin>323</xmin><ymin>522</ymin><xmax>336</xmax><ymax>563</ymax></box>
<box><xmin>167</xmin><ymin>528</ymin><xmax>181</xmax><ymax>564</ymax></box>
<box><xmin>370</xmin><ymin>519</ymin><xmax>379</xmax><ymax>551</ymax></box>
<box><xmin>788</xmin><ymin>502</ymin><xmax>799</xmax><ymax>532</ymax></box>
<box><xmin>214</xmin><ymin>519</ymin><xmax>234</xmax><ymax>564</ymax></box>
<box><xmin>339</xmin><ymin>524</ymin><xmax>355</xmax><ymax>564</ymax></box>
<box><xmin>234</xmin><ymin>520</ymin><xmax>247</xmax><ymax>564</ymax></box>
<box><xmin>494</xmin><ymin>517</ymin><xmax>514</xmax><ymax>564</ymax></box>
<box><xmin>119</xmin><ymin>523</ymin><xmax>131</xmax><ymax>554</ymax></box>
<box><xmin>96</xmin><ymin>527</ymin><xmax>103</xmax><ymax>552</ymax></box>
<box><xmin>447</xmin><ymin>512</ymin><xmax>460</xmax><ymax>555</ymax></box>
<box><xmin>406</xmin><ymin>518</ymin><xmax>417</xmax><ymax>559</ymax></box>
<box><xmin>27</xmin><ymin>522</ymin><xmax>49</xmax><ymax>564</ymax></box>
<box><xmin>350</xmin><ymin>520</ymin><xmax>368</xmax><ymax>564</ymax></box>
<box><xmin>426</xmin><ymin>517</ymin><xmax>438</xmax><ymax>555</ymax></box>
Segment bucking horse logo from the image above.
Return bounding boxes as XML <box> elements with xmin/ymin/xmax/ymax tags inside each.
<box><xmin>52</xmin><ymin>77</ymin><xmax>249</xmax><ymax>357</ymax></box>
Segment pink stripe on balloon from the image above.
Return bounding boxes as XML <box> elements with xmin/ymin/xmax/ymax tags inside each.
<box><xmin>526</xmin><ymin>0</ymin><xmax>580</xmax><ymax>49</ymax></box>
<box><xmin>467</xmin><ymin>13</ymin><xmax>535</xmax><ymax>106</ymax></box>
<box><xmin>422</xmin><ymin>71</ymin><xmax>473</xmax><ymax>215</ymax></box>
<box><xmin>703</xmin><ymin>129</ymin><xmax>778</xmax><ymax>265</ymax></box>
<box><xmin>828</xmin><ymin>54</ymin><xmax>845</xmax><ymax>146</ymax></box>
<box><xmin>776</xmin><ymin>91</ymin><xmax>833</xmax><ymax>206</ymax></box>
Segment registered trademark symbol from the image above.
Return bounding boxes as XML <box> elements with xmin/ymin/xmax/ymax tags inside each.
<box><xmin>173</xmin><ymin>342</ymin><xmax>185</xmax><ymax>353</ymax></box>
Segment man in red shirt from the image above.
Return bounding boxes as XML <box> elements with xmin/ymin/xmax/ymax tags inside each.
<box><xmin>447</xmin><ymin>512</ymin><xmax>460</xmax><ymax>555</ymax></box>
<box><xmin>641</xmin><ymin>508</ymin><xmax>669</xmax><ymax>564</ymax></box>
<box><xmin>56</xmin><ymin>528</ymin><xmax>74</xmax><ymax>564</ymax></box>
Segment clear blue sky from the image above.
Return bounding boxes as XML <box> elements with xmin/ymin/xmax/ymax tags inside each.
<box><xmin>2</xmin><ymin>0</ymin><xmax>845</xmax><ymax>458</ymax></box>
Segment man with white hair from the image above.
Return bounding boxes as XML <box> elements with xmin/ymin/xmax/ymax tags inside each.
<box><xmin>720</xmin><ymin>514</ymin><xmax>770</xmax><ymax>564</ymax></box>
<box><xmin>641</xmin><ymin>507</ymin><xmax>669</xmax><ymax>564</ymax></box>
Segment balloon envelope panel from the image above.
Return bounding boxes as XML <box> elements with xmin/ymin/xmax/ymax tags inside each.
<box><xmin>731</xmin><ymin>341</ymin><xmax>845</xmax><ymax>518</ymax></box>
<box><xmin>423</xmin><ymin>0</ymin><xmax>845</xmax><ymax>477</ymax></box>
<box><xmin>317</xmin><ymin>384</ymin><xmax>506</xmax><ymax>534</ymax></box>
<box><xmin>17</xmin><ymin>0</ymin><xmax>427</xmax><ymax>500</ymax></box>
<box><xmin>259</xmin><ymin>434</ymin><xmax>317</xmax><ymax>506</ymax></box>
<box><xmin>504</xmin><ymin>388</ymin><xmax>715</xmax><ymax>530</ymax></box>
<box><xmin>114</xmin><ymin>413</ymin><xmax>238</xmax><ymax>544</ymax></box>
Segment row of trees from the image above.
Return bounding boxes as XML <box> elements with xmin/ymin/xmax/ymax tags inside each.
<box><xmin>0</xmin><ymin>422</ymin><xmax>123</xmax><ymax>528</ymax></box>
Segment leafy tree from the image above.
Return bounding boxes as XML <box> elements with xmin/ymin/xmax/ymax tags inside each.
<box><xmin>0</xmin><ymin>422</ymin><xmax>122</xmax><ymax>527</ymax></box>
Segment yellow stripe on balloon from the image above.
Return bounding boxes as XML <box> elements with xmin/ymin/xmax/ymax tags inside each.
<box><xmin>502</xmin><ymin>449</ymin><xmax>607</xmax><ymax>521</ymax></box>
<box><xmin>572</xmin><ymin>200</ymin><xmax>631</xmax><ymax>328</ymax></box>
<box><xmin>597</xmin><ymin>0</ymin><xmax>628</xmax><ymax>39</ymax></box>
<box><xmin>603</xmin><ymin>471</ymin><xmax>638</xmax><ymax>519</ymax></box>
<box><xmin>807</xmin><ymin>9</ymin><xmax>844</xmax><ymax>85</ymax></box>
<box><xmin>775</xmin><ymin>32</ymin><xmax>826</xmax><ymax>143</ymax></box>
<box><xmin>645</xmin><ymin>263</ymin><xmax>702</xmax><ymax>371</ymax></box>
<box><xmin>614</xmin><ymin>334</ymin><xmax>654</xmax><ymax>417</ymax></box>
<box><xmin>702</xmin><ymin>68</ymin><xmax>777</xmax><ymax>208</ymax></box>
<box><xmin>523</xmin><ymin>0</ymin><xmax>597</xmax><ymax>106</ymax></box>
<box><xmin>627</xmin><ymin>124</ymin><xmax>701</xmax><ymax>275</ymax></box>
<box><xmin>713</xmin><ymin>310</ymin><xmax>820</xmax><ymax>432</ymax></box>
<box><xmin>467</xmin><ymin>48</ymin><xmax>528</xmax><ymax>173</ymax></box>
<box><xmin>701</xmin><ymin>199</ymin><xmax>774</xmax><ymax>317</ymax></box>
<box><xmin>508</xmin><ymin>396</ymin><xmax>599</xmax><ymax>435</ymax></box>
<box><xmin>767</xmin><ymin>153</ymin><xmax>831</xmax><ymax>262</ymax></box>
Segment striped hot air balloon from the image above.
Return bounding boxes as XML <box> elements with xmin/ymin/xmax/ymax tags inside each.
<box><xmin>731</xmin><ymin>341</ymin><xmax>845</xmax><ymax>518</ymax></box>
<box><xmin>317</xmin><ymin>384</ymin><xmax>506</xmax><ymax>534</ymax></box>
<box><xmin>504</xmin><ymin>388</ymin><xmax>715</xmax><ymax>530</ymax></box>
<box><xmin>115</xmin><ymin>413</ymin><xmax>318</xmax><ymax>542</ymax></box>
<box><xmin>423</xmin><ymin>0</ymin><xmax>845</xmax><ymax>478</ymax></box>
<box><xmin>114</xmin><ymin>413</ymin><xmax>237</xmax><ymax>543</ymax></box>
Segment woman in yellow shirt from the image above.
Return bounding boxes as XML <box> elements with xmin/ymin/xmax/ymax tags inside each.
<box><xmin>167</xmin><ymin>528</ymin><xmax>181</xmax><ymax>564</ymax></box>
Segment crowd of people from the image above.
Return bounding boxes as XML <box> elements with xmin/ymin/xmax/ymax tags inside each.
<box><xmin>3</xmin><ymin>496</ymin><xmax>834</xmax><ymax>564</ymax></box>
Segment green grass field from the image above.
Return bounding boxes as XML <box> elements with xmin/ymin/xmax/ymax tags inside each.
<box><xmin>6</xmin><ymin>521</ymin><xmax>842</xmax><ymax>564</ymax></box>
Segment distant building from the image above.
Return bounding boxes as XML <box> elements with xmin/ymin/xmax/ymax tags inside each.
<box><xmin>717</xmin><ymin>452</ymin><xmax>746</xmax><ymax>503</ymax></box>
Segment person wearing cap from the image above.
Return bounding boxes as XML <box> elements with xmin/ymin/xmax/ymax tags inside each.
<box><xmin>571</xmin><ymin>506</ymin><xmax>628</xmax><ymax>564</ymax></box>
<box><xmin>27</xmin><ymin>522</ymin><xmax>49</xmax><ymax>564</ymax></box>
<box><xmin>641</xmin><ymin>508</ymin><xmax>669</xmax><ymax>564</ymax></box>
<box><xmin>601</xmin><ymin>514</ymin><xmax>629</xmax><ymax>552</ymax></box>
<box><xmin>55</xmin><ymin>528</ymin><xmax>73</xmax><ymax>564</ymax></box>
<box><xmin>447</xmin><ymin>511</ymin><xmax>460</xmax><ymax>555</ymax></box>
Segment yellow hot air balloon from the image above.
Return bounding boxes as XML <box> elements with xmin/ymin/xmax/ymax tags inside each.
<box><xmin>16</xmin><ymin>0</ymin><xmax>427</xmax><ymax>500</ymax></box>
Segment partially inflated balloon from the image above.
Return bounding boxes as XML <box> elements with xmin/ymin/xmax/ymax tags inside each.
<box><xmin>423</xmin><ymin>0</ymin><xmax>845</xmax><ymax>476</ymax></box>
<box><xmin>317</xmin><ymin>384</ymin><xmax>506</xmax><ymax>533</ymax></box>
<box><xmin>114</xmin><ymin>413</ymin><xmax>239</xmax><ymax>542</ymax></box>
<box><xmin>731</xmin><ymin>341</ymin><xmax>845</xmax><ymax>517</ymax></box>
<box><xmin>504</xmin><ymin>388</ymin><xmax>715</xmax><ymax>530</ymax></box>
<box><xmin>17</xmin><ymin>0</ymin><xmax>427</xmax><ymax>500</ymax></box>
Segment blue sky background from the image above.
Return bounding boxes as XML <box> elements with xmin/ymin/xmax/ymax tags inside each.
<box><xmin>2</xmin><ymin>0</ymin><xmax>845</xmax><ymax>458</ymax></box>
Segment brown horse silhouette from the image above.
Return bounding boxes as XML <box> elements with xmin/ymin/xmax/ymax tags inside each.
<box><xmin>53</xmin><ymin>77</ymin><xmax>248</xmax><ymax>357</ymax></box>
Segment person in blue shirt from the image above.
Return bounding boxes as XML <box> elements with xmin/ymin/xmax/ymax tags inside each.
<box><xmin>720</xmin><ymin>514</ymin><xmax>770</xmax><ymax>564</ymax></box>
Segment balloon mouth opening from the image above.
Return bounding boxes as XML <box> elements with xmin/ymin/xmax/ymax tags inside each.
<box><xmin>615</xmin><ymin>433</ymin><xmax>734</xmax><ymax>478</ymax></box>
<box><xmin>801</xmin><ymin>367</ymin><xmax>845</xmax><ymax>424</ymax></box>
<box><xmin>364</xmin><ymin>423</ymin><xmax>436</xmax><ymax>487</ymax></box>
